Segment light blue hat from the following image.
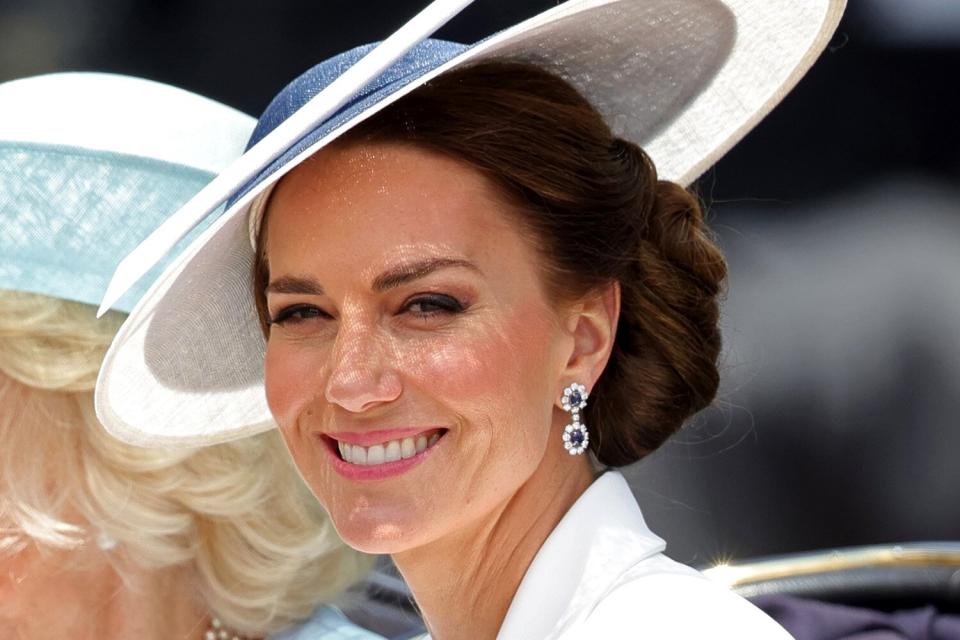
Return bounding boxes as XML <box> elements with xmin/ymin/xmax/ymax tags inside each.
<box><xmin>0</xmin><ymin>72</ymin><xmax>255</xmax><ymax>313</ymax></box>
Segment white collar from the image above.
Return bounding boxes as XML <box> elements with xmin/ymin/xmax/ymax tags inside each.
<box><xmin>496</xmin><ymin>471</ymin><xmax>665</xmax><ymax>639</ymax></box>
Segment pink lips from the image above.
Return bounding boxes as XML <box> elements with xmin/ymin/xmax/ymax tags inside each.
<box><xmin>319</xmin><ymin>427</ymin><xmax>445</xmax><ymax>482</ymax></box>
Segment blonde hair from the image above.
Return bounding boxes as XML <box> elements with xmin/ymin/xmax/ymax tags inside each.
<box><xmin>0</xmin><ymin>290</ymin><xmax>371</xmax><ymax>635</ymax></box>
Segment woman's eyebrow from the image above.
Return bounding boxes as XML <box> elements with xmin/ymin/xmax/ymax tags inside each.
<box><xmin>266</xmin><ymin>276</ymin><xmax>325</xmax><ymax>296</ymax></box>
<box><xmin>372</xmin><ymin>258</ymin><xmax>478</xmax><ymax>292</ymax></box>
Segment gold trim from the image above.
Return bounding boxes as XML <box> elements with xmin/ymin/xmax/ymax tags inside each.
<box><xmin>703</xmin><ymin>546</ymin><xmax>960</xmax><ymax>588</ymax></box>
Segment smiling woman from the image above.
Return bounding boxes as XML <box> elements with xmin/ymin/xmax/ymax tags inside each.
<box><xmin>260</xmin><ymin>136</ymin><xmax>587</xmax><ymax>555</ymax></box>
<box><xmin>95</xmin><ymin>0</ymin><xmax>845</xmax><ymax>637</ymax></box>
<box><xmin>247</xmin><ymin>62</ymin><xmax>745</xmax><ymax>638</ymax></box>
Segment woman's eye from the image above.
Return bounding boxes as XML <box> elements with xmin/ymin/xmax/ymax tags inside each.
<box><xmin>269</xmin><ymin>304</ymin><xmax>328</xmax><ymax>326</ymax></box>
<box><xmin>403</xmin><ymin>294</ymin><xmax>465</xmax><ymax>317</ymax></box>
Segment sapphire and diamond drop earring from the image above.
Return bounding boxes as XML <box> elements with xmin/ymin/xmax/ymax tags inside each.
<box><xmin>561</xmin><ymin>382</ymin><xmax>589</xmax><ymax>455</ymax></box>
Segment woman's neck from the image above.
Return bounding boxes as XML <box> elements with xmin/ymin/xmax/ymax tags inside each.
<box><xmin>0</xmin><ymin>541</ymin><xmax>210</xmax><ymax>640</ymax></box>
<box><xmin>392</xmin><ymin>449</ymin><xmax>594</xmax><ymax>640</ymax></box>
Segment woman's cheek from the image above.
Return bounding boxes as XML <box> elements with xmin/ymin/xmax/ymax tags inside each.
<box><xmin>417</xmin><ymin>339</ymin><xmax>488</xmax><ymax>395</ymax></box>
<box><xmin>264</xmin><ymin>339</ymin><xmax>324</xmax><ymax>429</ymax></box>
<box><xmin>409</xmin><ymin>317</ymin><xmax>550</xmax><ymax>430</ymax></box>
<box><xmin>402</xmin><ymin>323</ymin><xmax>514</xmax><ymax>403</ymax></box>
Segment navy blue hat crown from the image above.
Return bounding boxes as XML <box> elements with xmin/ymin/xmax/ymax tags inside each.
<box><xmin>233</xmin><ymin>39</ymin><xmax>469</xmax><ymax>208</ymax></box>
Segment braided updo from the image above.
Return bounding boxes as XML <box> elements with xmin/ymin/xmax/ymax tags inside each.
<box><xmin>255</xmin><ymin>61</ymin><xmax>726</xmax><ymax>467</ymax></box>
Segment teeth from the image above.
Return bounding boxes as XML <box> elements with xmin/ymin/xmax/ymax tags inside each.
<box><xmin>384</xmin><ymin>440</ymin><xmax>402</xmax><ymax>463</ymax></box>
<box><xmin>352</xmin><ymin>445</ymin><xmax>367</xmax><ymax>466</ymax></box>
<box><xmin>366</xmin><ymin>444</ymin><xmax>385</xmax><ymax>465</ymax></box>
<box><xmin>337</xmin><ymin>432</ymin><xmax>442</xmax><ymax>465</ymax></box>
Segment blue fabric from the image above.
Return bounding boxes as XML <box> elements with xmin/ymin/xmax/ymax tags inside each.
<box><xmin>0</xmin><ymin>142</ymin><xmax>219</xmax><ymax>313</ymax></box>
<box><xmin>229</xmin><ymin>39</ymin><xmax>469</xmax><ymax>207</ymax></box>
<box><xmin>270</xmin><ymin>606</ymin><xmax>385</xmax><ymax>640</ymax></box>
<box><xmin>754</xmin><ymin>595</ymin><xmax>960</xmax><ymax>640</ymax></box>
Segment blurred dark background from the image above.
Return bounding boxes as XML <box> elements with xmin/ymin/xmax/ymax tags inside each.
<box><xmin>2</xmin><ymin>0</ymin><xmax>957</xmax><ymax>566</ymax></box>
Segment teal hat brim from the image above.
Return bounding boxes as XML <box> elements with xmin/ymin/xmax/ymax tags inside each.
<box><xmin>0</xmin><ymin>142</ymin><xmax>217</xmax><ymax>313</ymax></box>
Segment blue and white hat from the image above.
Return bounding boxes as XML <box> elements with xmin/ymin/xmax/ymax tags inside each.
<box><xmin>0</xmin><ymin>72</ymin><xmax>254</xmax><ymax>313</ymax></box>
<box><xmin>95</xmin><ymin>0</ymin><xmax>846</xmax><ymax>447</ymax></box>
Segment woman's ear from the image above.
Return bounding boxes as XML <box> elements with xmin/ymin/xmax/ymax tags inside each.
<box><xmin>562</xmin><ymin>281</ymin><xmax>620</xmax><ymax>390</ymax></box>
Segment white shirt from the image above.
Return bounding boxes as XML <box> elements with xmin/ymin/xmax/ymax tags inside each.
<box><xmin>494</xmin><ymin>472</ymin><xmax>794</xmax><ymax>639</ymax></box>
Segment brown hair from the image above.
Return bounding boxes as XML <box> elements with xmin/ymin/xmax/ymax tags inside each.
<box><xmin>254</xmin><ymin>61</ymin><xmax>726</xmax><ymax>467</ymax></box>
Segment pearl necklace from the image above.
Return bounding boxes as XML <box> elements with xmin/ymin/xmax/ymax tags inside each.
<box><xmin>204</xmin><ymin>617</ymin><xmax>249</xmax><ymax>640</ymax></box>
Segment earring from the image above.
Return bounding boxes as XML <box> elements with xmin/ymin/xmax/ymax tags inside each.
<box><xmin>561</xmin><ymin>382</ymin><xmax>589</xmax><ymax>455</ymax></box>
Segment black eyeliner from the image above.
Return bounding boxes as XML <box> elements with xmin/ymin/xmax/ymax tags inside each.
<box><xmin>404</xmin><ymin>293</ymin><xmax>467</xmax><ymax>315</ymax></box>
<box><xmin>269</xmin><ymin>303</ymin><xmax>323</xmax><ymax>325</ymax></box>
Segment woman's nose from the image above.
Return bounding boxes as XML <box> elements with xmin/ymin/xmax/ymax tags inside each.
<box><xmin>324</xmin><ymin>321</ymin><xmax>402</xmax><ymax>413</ymax></box>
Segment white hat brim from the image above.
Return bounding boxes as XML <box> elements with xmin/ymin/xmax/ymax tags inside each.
<box><xmin>96</xmin><ymin>0</ymin><xmax>845</xmax><ymax>447</ymax></box>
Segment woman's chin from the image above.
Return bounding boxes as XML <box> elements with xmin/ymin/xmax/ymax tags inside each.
<box><xmin>332</xmin><ymin>510</ymin><xmax>429</xmax><ymax>555</ymax></box>
<box><xmin>341</xmin><ymin>534</ymin><xmax>408</xmax><ymax>555</ymax></box>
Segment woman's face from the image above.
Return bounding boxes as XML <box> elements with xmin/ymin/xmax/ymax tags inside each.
<box><xmin>262</xmin><ymin>142</ymin><xmax>577</xmax><ymax>553</ymax></box>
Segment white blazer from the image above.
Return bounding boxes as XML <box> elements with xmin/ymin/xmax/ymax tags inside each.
<box><xmin>493</xmin><ymin>472</ymin><xmax>794</xmax><ymax>639</ymax></box>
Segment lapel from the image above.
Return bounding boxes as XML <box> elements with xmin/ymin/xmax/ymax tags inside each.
<box><xmin>496</xmin><ymin>472</ymin><xmax>666</xmax><ymax>639</ymax></box>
